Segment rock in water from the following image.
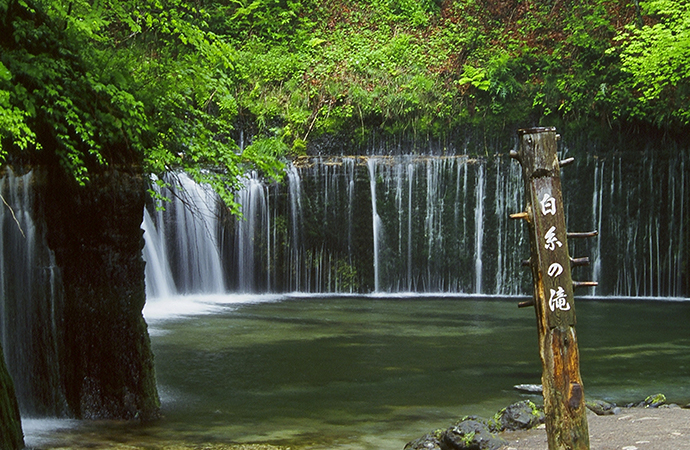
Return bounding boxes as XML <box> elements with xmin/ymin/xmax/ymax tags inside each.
<box><xmin>513</xmin><ymin>384</ymin><xmax>543</xmax><ymax>394</ymax></box>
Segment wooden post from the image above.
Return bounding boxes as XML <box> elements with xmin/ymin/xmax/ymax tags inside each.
<box><xmin>510</xmin><ymin>127</ymin><xmax>593</xmax><ymax>450</ymax></box>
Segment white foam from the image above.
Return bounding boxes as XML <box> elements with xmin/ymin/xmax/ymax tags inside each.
<box><xmin>22</xmin><ymin>418</ymin><xmax>80</xmax><ymax>448</ymax></box>
<box><xmin>143</xmin><ymin>293</ymin><xmax>287</xmax><ymax>322</ymax></box>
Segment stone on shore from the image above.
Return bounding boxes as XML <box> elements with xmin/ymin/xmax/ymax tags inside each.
<box><xmin>495</xmin><ymin>400</ymin><xmax>544</xmax><ymax>431</ymax></box>
<box><xmin>441</xmin><ymin>418</ymin><xmax>507</xmax><ymax>450</ymax></box>
<box><xmin>586</xmin><ymin>399</ymin><xmax>621</xmax><ymax>416</ymax></box>
<box><xmin>404</xmin><ymin>401</ymin><xmax>546</xmax><ymax>450</ymax></box>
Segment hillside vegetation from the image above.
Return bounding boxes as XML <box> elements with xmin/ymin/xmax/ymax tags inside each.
<box><xmin>1</xmin><ymin>0</ymin><xmax>689</xmax><ymax>190</ymax></box>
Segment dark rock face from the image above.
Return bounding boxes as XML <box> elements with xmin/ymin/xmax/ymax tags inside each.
<box><xmin>41</xmin><ymin>166</ymin><xmax>159</xmax><ymax>420</ymax></box>
<box><xmin>0</xmin><ymin>344</ymin><xmax>24</xmax><ymax>449</ymax></box>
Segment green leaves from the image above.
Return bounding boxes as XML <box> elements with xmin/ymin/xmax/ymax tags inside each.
<box><xmin>614</xmin><ymin>0</ymin><xmax>690</xmax><ymax>124</ymax></box>
<box><xmin>0</xmin><ymin>62</ymin><xmax>40</xmax><ymax>161</ymax></box>
<box><xmin>1</xmin><ymin>0</ymin><xmax>290</xmax><ymax>208</ymax></box>
<box><xmin>458</xmin><ymin>65</ymin><xmax>491</xmax><ymax>92</ymax></box>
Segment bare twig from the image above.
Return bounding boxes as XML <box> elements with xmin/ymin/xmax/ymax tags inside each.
<box><xmin>1</xmin><ymin>192</ymin><xmax>25</xmax><ymax>238</ymax></box>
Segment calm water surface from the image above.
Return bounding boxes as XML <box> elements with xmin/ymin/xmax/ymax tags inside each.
<box><xmin>27</xmin><ymin>294</ymin><xmax>690</xmax><ymax>449</ymax></box>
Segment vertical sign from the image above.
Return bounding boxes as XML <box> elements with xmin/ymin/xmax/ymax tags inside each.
<box><xmin>531</xmin><ymin>176</ymin><xmax>576</xmax><ymax>329</ymax></box>
<box><xmin>511</xmin><ymin>127</ymin><xmax>590</xmax><ymax>450</ymax></box>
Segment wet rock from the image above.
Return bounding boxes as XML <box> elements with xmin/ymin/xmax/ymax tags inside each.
<box><xmin>440</xmin><ymin>418</ymin><xmax>507</xmax><ymax>450</ymax></box>
<box><xmin>404</xmin><ymin>433</ymin><xmax>443</xmax><ymax>450</ymax></box>
<box><xmin>405</xmin><ymin>401</ymin><xmax>544</xmax><ymax>450</ymax></box>
<box><xmin>496</xmin><ymin>400</ymin><xmax>544</xmax><ymax>431</ymax></box>
<box><xmin>586</xmin><ymin>399</ymin><xmax>620</xmax><ymax>415</ymax></box>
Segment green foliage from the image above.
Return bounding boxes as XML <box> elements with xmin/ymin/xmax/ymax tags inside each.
<box><xmin>0</xmin><ymin>62</ymin><xmax>39</xmax><ymax>161</ymax></box>
<box><xmin>0</xmin><ymin>0</ymin><xmax>287</xmax><ymax>206</ymax></box>
<box><xmin>1</xmin><ymin>0</ymin><xmax>685</xmax><ymax>196</ymax></box>
<box><xmin>458</xmin><ymin>65</ymin><xmax>491</xmax><ymax>92</ymax></box>
<box><xmin>615</xmin><ymin>0</ymin><xmax>690</xmax><ymax>125</ymax></box>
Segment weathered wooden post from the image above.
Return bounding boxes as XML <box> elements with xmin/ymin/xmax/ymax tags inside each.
<box><xmin>510</xmin><ymin>127</ymin><xmax>596</xmax><ymax>450</ymax></box>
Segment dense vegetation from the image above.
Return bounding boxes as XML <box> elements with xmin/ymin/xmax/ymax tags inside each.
<box><xmin>1</xmin><ymin>0</ymin><xmax>689</xmax><ymax>195</ymax></box>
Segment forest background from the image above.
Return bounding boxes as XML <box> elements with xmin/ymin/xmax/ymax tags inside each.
<box><xmin>1</xmin><ymin>0</ymin><xmax>689</xmax><ymax>203</ymax></box>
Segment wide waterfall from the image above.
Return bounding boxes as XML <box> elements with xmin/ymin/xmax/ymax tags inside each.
<box><xmin>141</xmin><ymin>151</ymin><xmax>688</xmax><ymax>298</ymax></box>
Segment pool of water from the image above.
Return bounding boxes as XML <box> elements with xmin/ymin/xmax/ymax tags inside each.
<box><xmin>26</xmin><ymin>294</ymin><xmax>690</xmax><ymax>449</ymax></box>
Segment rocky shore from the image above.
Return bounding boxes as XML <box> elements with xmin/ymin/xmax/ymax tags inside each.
<box><xmin>404</xmin><ymin>394</ymin><xmax>690</xmax><ymax>450</ymax></box>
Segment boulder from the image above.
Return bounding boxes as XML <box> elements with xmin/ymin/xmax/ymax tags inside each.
<box><xmin>440</xmin><ymin>418</ymin><xmax>506</xmax><ymax>450</ymax></box>
<box><xmin>42</xmin><ymin>167</ymin><xmax>160</xmax><ymax>420</ymax></box>
<box><xmin>0</xmin><ymin>344</ymin><xmax>24</xmax><ymax>450</ymax></box>
<box><xmin>404</xmin><ymin>401</ymin><xmax>546</xmax><ymax>450</ymax></box>
<box><xmin>495</xmin><ymin>400</ymin><xmax>544</xmax><ymax>431</ymax></box>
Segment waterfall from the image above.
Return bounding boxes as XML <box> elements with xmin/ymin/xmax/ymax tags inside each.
<box><xmin>407</xmin><ymin>162</ymin><xmax>414</xmax><ymax>290</ymax></box>
<box><xmin>141</xmin><ymin>151</ymin><xmax>687</xmax><ymax>298</ymax></box>
<box><xmin>142</xmin><ymin>208</ymin><xmax>175</xmax><ymax>299</ymax></box>
<box><xmin>234</xmin><ymin>172</ymin><xmax>270</xmax><ymax>293</ymax></box>
<box><xmin>591</xmin><ymin>160</ymin><xmax>604</xmax><ymax>293</ymax></box>
<box><xmin>287</xmin><ymin>165</ymin><xmax>303</xmax><ymax>292</ymax></box>
<box><xmin>0</xmin><ymin>168</ymin><xmax>66</xmax><ymax>417</ymax></box>
<box><xmin>2</xmin><ymin>146</ymin><xmax>680</xmax><ymax>428</ymax></box>
<box><xmin>142</xmin><ymin>173</ymin><xmax>225</xmax><ymax>298</ymax></box>
<box><xmin>367</xmin><ymin>159</ymin><xmax>382</xmax><ymax>292</ymax></box>
<box><xmin>474</xmin><ymin>163</ymin><xmax>485</xmax><ymax>294</ymax></box>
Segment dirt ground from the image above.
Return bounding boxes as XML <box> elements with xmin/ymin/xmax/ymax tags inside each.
<box><xmin>499</xmin><ymin>407</ymin><xmax>690</xmax><ymax>450</ymax></box>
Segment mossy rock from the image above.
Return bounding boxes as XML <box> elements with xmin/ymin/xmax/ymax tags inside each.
<box><xmin>404</xmin><ymin>433</ymin><xmax>443</xmax><ymax>450</ymax></box>
<box><xmin>494</xmin><ymin>400</ymin><xmax>544</xmax><ymax>432</ymax></box>
<box><xmin>642</xmin><ymin>393</ymin><xmax>666</xmax><ymax>408</ymax></box>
